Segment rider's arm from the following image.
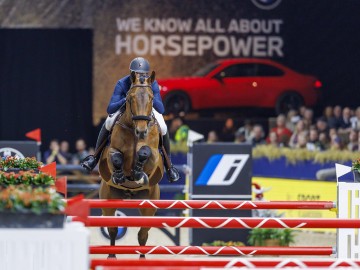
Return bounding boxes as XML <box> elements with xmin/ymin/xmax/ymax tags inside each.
<box><xmin>152</xmin><ymin>80</ymin><xmax>165</xmax><ymax>114</ymax></box>
<box><xmin>107</xmin><ymin>81</ymin><xmax>127</xmax><ymax>114</ymax></box>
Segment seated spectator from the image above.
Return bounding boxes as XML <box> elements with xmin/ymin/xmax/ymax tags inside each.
<box><xmin>329</xmin><ymin>133</ymin><xmax>342</xmax><ymax>150</ymax></box>
<box><xmin>306</xmin><ymin>128</ymin><xmax>322</xmax><ymax>151</ymax></box>
<box><xmin>206</xmin><ymin>130</ymin><xmax>219</xmax><ymax>143</ymax></box>
<box><xmin>347</xmin><ymin>129</ymin><xmax>358</xmax><ymax>151</ymax></box>
<box><xmin>338</xmin><ymin>107</ymin><xmax>352</xmax><ymax>134</ymax></box>
<box><xmin>302</xmin><ymin>108</ymin><xmax>314</xmax><ymax>129</ymax></box>
<box><xmin>72</xmin><ymin>138</ymin><xmax>89</xmax><ymax>165</ymax></box>
<box><xmin>59</xmin><ymin>140</ymin><xmax>73</xmax><ymax>164</ymax></box>
<box><xmin>234</xmin><ymin>127</ymin><xmax>247</xmax><ymax>143</ymax></box>
<box><xmin>268</xmin><ymin>114</ymin><xmax>292</xmax><ymax>146</ymax></box>
<box><xmin>315</xmin><ymin>117</ymin><xmax>329</xmax><ymax>135</ymax></box>
<box><xmin>43</xmin><ymin>139</ymin><xmax>69</xmax><ymax>165</ymax></box>
<box><xmin>328</xmin><ymin>105</ymin><xmax>342</xmax><ymax>129</ymax></box>
<box><xmin>323</xmin><ymin>105</ymin><xmax>333</xmax><ymax>123</ymax></box>
<box><xmin>318</xmin><ymin>131</ymin><xmax>330</xmax><ymax>150</ymax></box>
<box><xmin>237</xmin><ymin>119</ymin><xmax>253</xmax><ymax>141</ymax></box>
<box><xmin>289</xmin><ymin>119</ymin><xmax>306</xmax><ymax>148</ymax></box>
<box><xmin>268</xmin><ymin>131</ymin><xmax>279</xmax><ymax>147</ymax></box>
<box><xmin>286</xmin><ymin>109</ymin><xmax>300</xmax><ymax>132</ymax></box>
<box><xmin>249</xmin><ymin>124</ymin><xmax>266</xmax><ymax>146</ymax></box>
<box><xmin>295</xmin><ymin>131</ymin><xmax>308</xmax><ymax>149</ymax></box>
<box><xmin>219</xmin><ymin>118</ymin><xmax>235</xmax><ymax>142</ymax></box>
<box><xmin>350</xmin><ymin>106</ymin><xmax>360</xmax><ymax>130</ymax></box>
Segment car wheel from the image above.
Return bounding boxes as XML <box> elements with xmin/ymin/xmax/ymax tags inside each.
<box><xmin>163</xmin><ymin>92</ymin><xmax>191</xmax><ymax>114</ymax></box>
<box><xmin>275</xmin><ymin>92</ymin><xmax>304</xmax><ymax>115</ymax></box>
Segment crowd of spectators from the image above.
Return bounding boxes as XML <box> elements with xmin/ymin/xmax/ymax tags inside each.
<box><xmin>204</xmin><ymin>105</ymin><xmax>360</xmax><ymax>152</ymax></box>
<box><xmin>42</xmin><ymin>138</ymin><xmax>94</xmax><ymax>165</ymax></box>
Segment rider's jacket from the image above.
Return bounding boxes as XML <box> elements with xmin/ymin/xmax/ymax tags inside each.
<box><xmin>107</xmin><ymin>75</ymin><xmax>165</xmax><ymax>115</ymax></box>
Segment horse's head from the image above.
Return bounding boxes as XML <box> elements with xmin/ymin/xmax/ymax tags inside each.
<box><xmin>127</xmin><ymin>71</ymin><xmax>155</xmax><ymax>139</ymax></box>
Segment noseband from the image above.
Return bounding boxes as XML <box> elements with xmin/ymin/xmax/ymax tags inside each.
<box><xmin>127</xmin><ymin>84</ymin><xmax>153</xmax><ymax>122</ymax></box>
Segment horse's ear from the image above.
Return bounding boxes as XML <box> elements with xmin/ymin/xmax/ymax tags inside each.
<box><xmin>130</xmin><ymin>71</ymin><xmax>136</xmax><ymax>83</ymax></box>
<box><xmin>149</xmin><ymin>71</ymin><xmax>155</xmax><ymax>84</ymax></box>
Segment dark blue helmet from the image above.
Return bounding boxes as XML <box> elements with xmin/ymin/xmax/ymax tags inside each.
<box><xmin>129</xmin><ymin>57</ymin><xmax>150</xmax><ymax>73</ymax></box>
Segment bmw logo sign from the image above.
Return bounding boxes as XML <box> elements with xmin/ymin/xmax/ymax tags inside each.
<box><xmin>0</xmin><ymin>147</ymin><xmax>25</xmax><ymax>159</ymax></box>
<box><xmin>100</xmin><ymin>210</ymin><xmax>128</xmax><ymax>240</ymax></box>
<box><xmin>251</xmin><ymin>0</ymin><xmax>282</xmax><ymax>10</ymax></box>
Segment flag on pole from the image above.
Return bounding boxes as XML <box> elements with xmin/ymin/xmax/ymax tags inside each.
<box><xmin>55</xmin><ymin>176</ymin><xmax>67</xmax><ymax>198</ymax></box>
<box><xmin>40</xmin><ymin>162</ymin><xmax>57</xmax><ymax>179</ymax></box>
<box><xmin>335</xmin><ymin>163</ymin><xmax>353</xmax><ymax>183</ymax></box>
<box><xmin>25</xmin><ymin>128</ymin><xmax>41</xmax><ymax>142</ymax></box>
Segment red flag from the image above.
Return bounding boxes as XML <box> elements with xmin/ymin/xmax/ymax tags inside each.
<box><xmin>40</xmin><ymin>162</ymin><xmax>56</xmax><ymax>179</ymax></box>
<box><xmin>25</xmin><ymin>128</ymin><xmax>41</xmax><ymax>142</ymax></box>
<box><xmin>55</xmin><ymin>176</ymin><xmax>67</xmax><ymax>198</ymax></box>
<box><xmin>66</xmin><ymin>194</ymin><xmax>89</xmax><ymax>220</ymax></box>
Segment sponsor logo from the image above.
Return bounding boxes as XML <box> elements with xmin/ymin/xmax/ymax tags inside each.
<box><xmin>195</xmin><ymin>154</ymin><xmax>249</xmax><ymax>186</ymax></box>
<box><xmin>0</xmin><ymin>147</ymin><xmax>25</xmax><ymax>159</ymax></box>
<box><xmin>100</xmin><ymin>210</ymin><xmax>127</xmax><ymax>240</ymax></box>
<box><xmin>251</xmin><ymin>0</ymin><xmax>282</xmax><ymax>10</ymax></box>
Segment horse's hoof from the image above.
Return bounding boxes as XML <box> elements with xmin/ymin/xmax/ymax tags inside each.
<box><xmin>134</xmin><ymin>172</ymin><xmax>149</xmax><ymax>185</ymax></box>
<box><xmin>107</xmin><ymin>254</ymin><xmax>117</xmax><ymax>260</ymax></box>
<box><xmin>112</xmin><ymin>170</ymin><xmax>125</xmax><ymax>185</ymax></box>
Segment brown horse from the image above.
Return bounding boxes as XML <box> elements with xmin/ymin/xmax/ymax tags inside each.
<box><xmin>98</xmin><ymin>71</ymin><xmax>164</xmax><ymax>258</ymax></box>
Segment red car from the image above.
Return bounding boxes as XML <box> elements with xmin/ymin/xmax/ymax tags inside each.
<box><xmin>158</xmin><ymin>58</ymin><xmax>322</xmax><ymax>114</ymax></box>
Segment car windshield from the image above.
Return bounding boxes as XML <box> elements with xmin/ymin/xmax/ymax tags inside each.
<box><xmin>193</xmin><ymin>62</ymin><xmax>220</xmax><ymax>77</ymax></box>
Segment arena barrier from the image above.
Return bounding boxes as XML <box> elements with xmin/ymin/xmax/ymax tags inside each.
<box><xmin>90</xmin><ymin>258</ymin><xmax>360</xmax><ymax>269</ymax></box>
<box><xmin>90</xmin><ymin>245</ymin><xmax>334</xmax><ymax>256</ymax></box>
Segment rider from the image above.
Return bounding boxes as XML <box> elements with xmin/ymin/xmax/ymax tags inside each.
<box><xmin>81</xmin><ymin>57</ymin><xmax>180</xmax><ymax>182</ymax></box>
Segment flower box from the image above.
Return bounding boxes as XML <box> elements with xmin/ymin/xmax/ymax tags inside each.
<box><xmin>0</xmin><ymin>211</ymin><xmax>65</xmax><ymax>228</ymax></box>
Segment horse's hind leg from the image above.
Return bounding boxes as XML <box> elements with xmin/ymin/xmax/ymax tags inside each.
<box><xmin>137</xmin><ymin>185</ymin><xmax>160</xmax><ymax>259</ymax></box>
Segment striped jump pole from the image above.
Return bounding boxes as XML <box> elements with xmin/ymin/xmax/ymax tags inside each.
<box><xmin>71</xmin><ymin>216</ymin><xmax>360</xmax><ymax>229</ymax></box>
<box><xmin>90</xmin><ymin>245</ymin><xmax>334</xmax><ymax>256</ymax></box>
<box><xmin>90</xmin><ymin>258</ymin><xmax>360</xmax><ymax>268</ymax></box>
<box><xmin>84</xmin><ymin>199</ymin><xmax>336</xmax><ymax>210</ymax></box>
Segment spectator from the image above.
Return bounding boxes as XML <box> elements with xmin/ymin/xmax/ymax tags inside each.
<box><xmin>302</xmin><ymin>108</ymin><xmax>314</xmax><ymax>129</ymax></box>
<box><xmin>219</xmin><ymin>118</ymin><xmax>236</xmax><ymax>142</ymax></box>
<box><xmin>329</xmin><ymin>132</ymin><xmax>342</xmax><ymax>150</ymax></box>
<box><xmin>338</xmin><ymin>107</ymin><xmax>352</xmax><ymax>134</ymax></box>
<box><xmin>237</xmin><ymin>119</ymin><xmax>253</xmax><ymax>141</ymax></box>
<box><xmin>206</xmin><ymin>130</ymin><xmax>218</xmax><ymax>143</ymax></box>
<box><xmin>268</xmin><ymin>131</ymin><xmax>279</xmax><ymax>147</ymax></box>
<box><xmin>350</xmin><ymin>106</ymin><xmax>360</xmax><ymax>130</ymax></box>
<box><xmin>295</xmin><ymin>131</ymin><xmax>308</xmax><ymax>149</ymax></box>
<box><xmin>347</xmin><ymin>129</ymin><xmax>358</xmax><ymax>151</ymax></box>
<box><xmin>43</xmin><ymin>139</ymin><xmax>68</xmax><ymax>165</ymax></box>
<box><xmin>315</xmin><ymin>117</ymin><xmax>329</xmax><ymax>135</ymax></box>
<box><xmin>168</xmin><ymin>117</ymin><xmax>184</xmax><ymax>142</ymax></box>
<box><xmin>268</xmin><ymin>114</ymin><xmax>292</xmax><ymax>147</ymax></box>
<box><xmin>174</xmin><ymin>118</ymin><xmax>189</xmax><ymax>145</ymax></box>
<box><xmin>306</xmin><ymin>128</ymin><xmax>321</xmax><ymax>151</ymax></box>
<box><xmin>59</xmin><ymin>140</ymin><xmax>73</xmax><ymax>164</ymax></box>
<box><xmin>249</xmin><ymin>124</ymin><xmax>266</xmax><ymax>146</ymax></box>
<box><xmin>328</xmin><ymin>105</ymin><xmax>342</xmax><ymax>129</ymax></box>
<box><xmin>289</xmin><ymin>119</ymin><xmax>306</xmax><ymax>148</ymax></box>
<box><xmin>72</xmin><ymin>139</ymin><xmax>89</xmax><ymax>165</ymax></box>
<box><xmin>323</xmin><ymin>106</ymin><xmax>333</xmax><ymax>122</ymax></box>
<box><xmin>234</xmin><ymin>127</ymin><xmax>247</xmax><ymax>143</ymax></box>
<box><xmin>286</xmin><ymin>109</ymin><xmax>300</xmax><ymax>132</ymax></box>
<box><xmin>318</xmin><ymin>132</ymin><xmax>330</xmax><ymax>150</ymax></box>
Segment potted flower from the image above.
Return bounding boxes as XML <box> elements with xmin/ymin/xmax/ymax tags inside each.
<box><xmin>352</xmin><ymin>157</ymin><xmax>360</xmax><ymax>183</ymax></box>
<box><xmin>0</xmin><ymin>170</ymin><xmax>54</xmax><ymax>186</ymax></box>
<box><xmin>0</xmin><ymin>156</ymin><xmax>42</xmax><ymax>172</ymax></box>
<box><xmin>247</xmin><ymin>228</ymin><xmax>295</xmax><ymax>246</ymax></box>
<box><xmin>0</xmin><ymin>185</ymin><xmax>65</xmax><ymax>228</ymax></box>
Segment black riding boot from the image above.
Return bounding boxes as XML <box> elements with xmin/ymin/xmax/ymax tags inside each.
<box><xmin>81</xmin><ymin>123</ymin><xmax>110</xmax><ymax>172</ymax></box>
<box><xmin>162</xmin><ymin>132</ymin><xmax>180</xmax><ymax>182</ymax></box>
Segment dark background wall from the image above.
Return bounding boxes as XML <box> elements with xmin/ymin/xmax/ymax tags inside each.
<box><xmin>0</xmin><ymin>29</ymin><xmax>94</xmax><ymax>151</ymax></box>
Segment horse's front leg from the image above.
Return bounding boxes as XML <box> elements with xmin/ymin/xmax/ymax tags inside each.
<box><xmin>109</xmin><ymin>147</ymin><xmax>125</xmax><ymax>185</ymax></box>
<box><xmin>133</xmin><ymin>145</ymin><xmax>151</xmax><ymax>185</ymax></box>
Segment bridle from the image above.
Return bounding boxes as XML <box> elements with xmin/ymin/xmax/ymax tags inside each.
<box><xmin>126</xmin><ymin>84</ymin><xmax>154</xmax><ymax>122</ymax></box>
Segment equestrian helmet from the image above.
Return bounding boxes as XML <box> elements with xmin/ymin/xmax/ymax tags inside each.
<box><xmin>129</xmin><ymin>57</ymin><xmax>150</xmax><ymax>73</ymax></box>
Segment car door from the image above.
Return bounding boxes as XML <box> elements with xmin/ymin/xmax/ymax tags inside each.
<box><xmin>216</xmin><ymin>63</ymin><xmax>259</xmax><ymax>107</ymax></box>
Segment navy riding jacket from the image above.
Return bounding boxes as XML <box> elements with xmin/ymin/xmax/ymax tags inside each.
<box><xmin>107</xmin><ymin>75</ymin><xmax>165</xmax><ymax>115</ymax></box>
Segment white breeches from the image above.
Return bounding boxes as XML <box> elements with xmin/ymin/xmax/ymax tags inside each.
<box><xmin>105</xmin><ymin>108</ymin><xmax>167</xmax><ymax>136</ymax></box>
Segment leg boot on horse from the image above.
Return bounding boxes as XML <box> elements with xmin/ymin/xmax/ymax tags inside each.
<box><xmin>110</xmin><ymin>149</ymin><xmax>126</xmax><ymax>185</ymax></box>
<box><xmin>81</xmin><ymin>123</ymin><xmax>110</xmax><ymax>172</ymax></box>
<box><xmin>133</xmin><ymin>146</ymin><xmax>151</xmax><ymax>185</ymax></box>
<box><xmin>162</xmin><ymin>132</ymin><xmax>180</xmax><ymax>182</ymax></box>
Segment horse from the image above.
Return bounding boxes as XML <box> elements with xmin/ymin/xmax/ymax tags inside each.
<box><xmin>98</xmin><ymin>71</ymin><xmax>164</xmax><ymax>259</ymax></box>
